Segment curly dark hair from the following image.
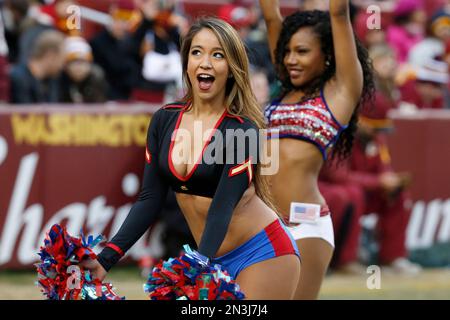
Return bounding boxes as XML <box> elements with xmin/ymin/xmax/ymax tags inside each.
<box><xmin>274</xmin><ymin>10</ymin><xmax>375</xmax><ymax>162</ymax></box>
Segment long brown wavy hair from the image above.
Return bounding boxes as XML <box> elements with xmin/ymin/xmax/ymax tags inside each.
<box><xmin>179</xmin><ymin>17</ymin><xmax>277</xmax><ymax>213</ymax></box>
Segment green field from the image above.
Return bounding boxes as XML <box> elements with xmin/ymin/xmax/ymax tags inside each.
<box><xmin>1</xmin><ymin>267</ymin><xmax>449</xmax><ymax>300</ymax></box>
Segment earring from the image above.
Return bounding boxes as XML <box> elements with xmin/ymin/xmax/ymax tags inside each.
<box><xmin>325</xmin><ymin>60</ymin><xmax>331</xmax><ymax>66</ymax></box>
<box><xmin>228</xmin><ymin>73</ymin><xmax>233</xmax><ymax>79</ymax></box>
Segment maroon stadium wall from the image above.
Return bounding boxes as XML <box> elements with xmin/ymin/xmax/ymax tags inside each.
<box><xmin>387</xmin><ymin>110</ymin><xmax>450</xmax><ymax>253</ymax></box>
<box><xmin>0</xmin><ymin>105</ymin><xmax>158</xmax><ymax>269</ymax></box>
<box><xmin>0</xmin><ymin>106</ymin><xmax>449</xmax><ymax>269</ymax></box>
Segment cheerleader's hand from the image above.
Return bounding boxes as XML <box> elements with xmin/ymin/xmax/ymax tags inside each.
<box><xmin>80</xmin><ymin>258</ymin><xmax>107</xmax><ymax>282</ymax></box>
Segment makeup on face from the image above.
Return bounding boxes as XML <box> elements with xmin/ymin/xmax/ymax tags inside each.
<box><xmin>187</xmin><ymin>28</ymin><xmax>230</xmax><ymax>101</ymax></box>
<box><xmin>283</xmin><ymin>27</ymin><xmax>326</xmax><ymax>88</ymax></box>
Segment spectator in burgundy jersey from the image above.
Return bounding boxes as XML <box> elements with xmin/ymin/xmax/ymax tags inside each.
<box><xmin>399</xmin><ymin>72</ymin><xmax>448</xmax><ymax>109</ymax></box>
<box><xmin>318</xmin><ymin>174</ymin><xmax>365</xmax><ymax>275</ymax></box>
<box><xmin>319</xmin><ymin>42</ymin><xmax>400</xmax><ymax>273</ymax></box>
<box><xmin>320</xmin><ymin>100</ymin><xmax>423</xmax><ymax>275</ymax></box>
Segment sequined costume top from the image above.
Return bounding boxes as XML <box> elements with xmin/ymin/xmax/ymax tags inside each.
<box><xmin>264</xmin><ymin>89</ymin><xmax>348</xmax><ymax>160</ymax></box>
<box><xmin>97</xmin><ymin>102</ymin><xmax>260</xmax><ymax>270</ymax></box>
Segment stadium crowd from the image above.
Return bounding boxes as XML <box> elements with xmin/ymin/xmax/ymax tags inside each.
<box><xmin>0</xmin><ymin>0</ymin><xmax>448</xmax><ymax>276</ymax></box>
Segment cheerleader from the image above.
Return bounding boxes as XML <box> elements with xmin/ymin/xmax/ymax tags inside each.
<box><xmin>81</xmin><ymin>17</ymin><xmax>300</xmax><ymax>300</ymax></box>
<box><xmin>260</xmin><ymin>0</ymin><xmax>374</xmax><ymax>299</ymax></box>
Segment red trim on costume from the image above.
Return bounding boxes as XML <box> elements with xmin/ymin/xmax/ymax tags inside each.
<box><xmin>169</xmin><ymin>107</ymin><xmax>228</xmax><ymax>182</ymax></box>
<box><xmin>320</xmin><ymin>205</ymin><xmax>330</xmax><ymax>217</ymax></box>
<box><xmin>265</xmin><ymin>220</ymin><xmax>296</xmax><ymax>256</ymax></box>
<box><xmin>162</xmin><ymin>103</ymin><xmax>186</xmax><ymax>109</ymax></box>
<box><xmin>228</xmin><ymin>156</ymin><xmax>253</xmax><ymax>185</ymax></box>
<box><xmin>145</xmin><ymin>145</ymin><xmax>152</xmax><ymax>164</ymax></box>
<box><xmin>106</xmin><ymin>243</ymin><xmax>124</xmax><ymax>257</ymax></box>
<box><xmin>225</xmin><ymin>112</ymin><xmax>244</xmax><ymax>123</ymax></box>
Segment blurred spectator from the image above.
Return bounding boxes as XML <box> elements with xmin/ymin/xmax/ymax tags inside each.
<box><xmin>409</xmin><ymin>9</ymin><xmax>449</xmax><ymax>70</ymax></box>
<box><xmin>126</xmin><ymin>0</ymin><xmax>185</xmax><ymax>104</ymax></box>
<box><xmin>352</xmin><ymin>104</ymin><xmax>420</xmax><ymax>274</ymax></box>
<box><xmin>58</xmin><ymin>36</ymin><xmax>106</xmax><ymax>103</ymax></box>
<box><xmin>387</xmin><ymin>0</ymin><xmax>426</xmax><ymax>63</ymax></box>
<box><xmin>399</xmin><ymin>71</ymin><xmax>448</xmax><ymax>109</ymax></box>
<box><xmin>9</xmin><ymin>29</ymin><xmax>64</xmax><ymax>104</ymax></box>
<box><xmin>353</xmin><ymin>10</ymin><xmax>387</xmax><ymax>48</ymax></box>
<box><xmin>371</xmin><ymin>44</ymin><xmax>401</xmax><ymax>110</ymax></box>
<box><xmin>249</xmin><ymin>66</ymin><xmax>270</xmax><ymax>108</ymax></box>
<box><xmin>320</xmin><ymin>102</ymin><xmax>422</xmax><ymax>275</ymax></box>
<box><xmin>0</xmin><ymin>3</ymin><xmax>10</xmax><ymax>102</ymax></box>
<box><xmin>404</xmin><ymin>8</ymin><xmax>450</xmax><ymax>109</ymax></box>
<box><xmin>319</xmin><ymin>42</ymin><xmax>400</xmax><ymax>272</ymax></box>
<box><xmin>428</xmin><ymin>8</ymin><xmax>450</xmax><ymax>42</ymax></box>
<box><xmin>2</xmin><ymin>0</ymin><xmax>31</xmax><ymax>63</ymax></box>
<box><xmin>219</xmin><ymin>1</ymin><xmax>276</xmax><ymax>84</ymax></box>
<box><xmin>90</xmin><ymin>0</ymin><xmax>138</xmax><ymax>101</ymax></box>
<box><xmin>18</xmin><ymin>0</ymin><xmax>77</xmax><ymax>64</ymax></box>
<box><xmin>318</xmin><ymin>179</ymin><xmax>365</xmax><ymax>275</ymax></box>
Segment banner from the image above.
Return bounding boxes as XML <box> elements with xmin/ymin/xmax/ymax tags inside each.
<box><xmin>0</xmin><ymin>107</ymin><xmax>449</xmax><ymax>269</ymax></box>
<box><xmin>0</xmin><ymin>105</ymin><xmax>159</xmax><ymax>269</ymax></box>
<box><xmin>388</xmin><ymin>110</ymin><xmax>450</xmax><ymax>266</ymax></box>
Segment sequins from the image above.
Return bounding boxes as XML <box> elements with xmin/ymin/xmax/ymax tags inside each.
<box><xmin>272</xmin><ymin>103</ymin><xmax>331</xmax><ymax>119</ymax></box>
<box><xmin>265</xmin><ymin>96</ymin><xmax>344</xmax><ymax>155</ymax></box>
<box><xmin>270</xmin><ymin>113</ymin><xmax>338</xmax><ymax>137</ymax></box>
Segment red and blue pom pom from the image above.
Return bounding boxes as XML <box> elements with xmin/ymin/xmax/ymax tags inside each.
<box><xmin>143</xmin><ymin>245</ymin><xmax>245</xmax><ymax>300</ymax></box>
<box><xmin>37</xmin><ymin>226</ymin><xmax>243</xmax><ymax>300</ymax></box>
<box><xmin>35</xmin><ymin>224</ymin><xmax>124</xmax><ymax>300</ymax></box>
